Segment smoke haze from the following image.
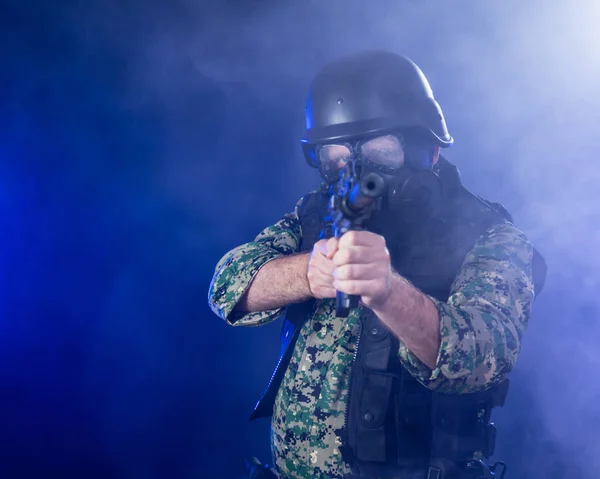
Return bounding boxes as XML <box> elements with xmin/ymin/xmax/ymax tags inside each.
<box><xmin>1</xmin><ymin>0</ymin><xmax>599</xmax><ymax>478</ymax></box>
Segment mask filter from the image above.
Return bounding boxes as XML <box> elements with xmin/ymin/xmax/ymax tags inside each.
<box><xmin>363</xmin><ymin>168</ymin><xmax>442</xmax><ymax>237</ymax></box>
<box><xmin>388</xmin><ymin>169</ymin><xmax>442</xmax><ymax>212</ymax></box>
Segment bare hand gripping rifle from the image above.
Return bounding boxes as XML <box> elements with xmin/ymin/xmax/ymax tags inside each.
<box><xmin>327</xmin><ymin>167</ymin><xmax>386</xmax><ymax>318</ymax></box>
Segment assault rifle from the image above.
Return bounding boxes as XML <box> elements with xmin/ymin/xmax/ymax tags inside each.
<box><xmin>328</xmin><ymin>166</ymin><xmax>386</xmax><ymax>318</ymax></box>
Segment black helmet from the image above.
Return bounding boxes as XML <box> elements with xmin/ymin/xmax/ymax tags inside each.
<box><xmin>301</xmin><ymin>50</ymin><xmax>453</xmax><ymax>168</ymax></box>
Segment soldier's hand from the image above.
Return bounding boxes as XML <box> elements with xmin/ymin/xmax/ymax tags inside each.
<box><xmin>332</xmin><ymin>230</ymin><xmax>392</xmax><ymax>310</ymax></box>
<box><xmin>307</xmin><ymin>237</ymin><xmax>339</xmax><ymax>299</ymax></box>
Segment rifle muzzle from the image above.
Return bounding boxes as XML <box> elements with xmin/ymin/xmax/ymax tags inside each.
<box><xmin>347</xmin><ymin>172</ymin><xmax>386</xmax><ymax>211</ymax></box>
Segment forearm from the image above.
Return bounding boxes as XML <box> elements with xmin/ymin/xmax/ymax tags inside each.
<box><xmin>374</xmin><ymin>275</ymin><xmax>530</xmax><ymax>393</ymax></box>
<box><xmin>236</xmin><ymin>253</ymin><xmax>312</xmax><ymax>312</ymax></box>
<box><xmin>371</xmin><ymin>273</ymin><xmax>441</xmax><ymax>369</ymax></box>
<box><xmin>367</xmin><ymin>223</ymin><xmax>535</xmax><ymax>393</ymax></box>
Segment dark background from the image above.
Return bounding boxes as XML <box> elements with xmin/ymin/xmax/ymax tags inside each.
<box><xmin>1</xmin><ymin>1</ymin><xmax>599</xmax><ymax>478</ymax></box>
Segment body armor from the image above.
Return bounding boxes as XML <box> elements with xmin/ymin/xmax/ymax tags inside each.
<box><xmin>250</xmin><ymin>156</ymin><xmax>547</xmax><ymax>476</ymax></box>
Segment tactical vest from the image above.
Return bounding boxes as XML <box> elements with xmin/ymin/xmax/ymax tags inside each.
<box><xmin>250</xmin><ymin>156</ymin><xmax>547</xmax><ymax>475</ymax></box>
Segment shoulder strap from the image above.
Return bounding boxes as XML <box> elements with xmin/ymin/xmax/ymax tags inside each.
<box><xmin>249</xmin><ymin>299</ymin><xmax>316</xmax><ymax>421</ymax></box>
<box><xmin>438</xmin><ymin>154</ymin><xmax>547</xmax><ymax>296</ymax></box>
<box><xmin>471</xmin><ymin>193</ymin><xmax>547</xmax><ymax>295</ymax></box>
<box><xmin>298</xmin><ymin>188</ymin><xmax>331</xmax><ymax>252</ymax></box>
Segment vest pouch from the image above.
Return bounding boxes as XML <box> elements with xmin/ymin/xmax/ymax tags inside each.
<box><xmin>356</xmin><ymin>371</ymin><xmax>394</xmax><ymax>462</ymax></box>
<box><xmin>430</xmin><ymin>384</ymin><xmax>505</xmax><ymax>461</ymax></box>
<box><xmin>346</xmin><ymin>314</ymin><xmax>395</xmax><ymax>464</ymax></box>
<box><xmin>393</xmin><ymin>371</ymin><xmax>433</xmax><ymax>464</ymax></box>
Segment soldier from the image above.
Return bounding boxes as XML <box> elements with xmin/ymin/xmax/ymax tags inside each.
<box><xmin>208</xmin><ymin>51</ymin><xmax>546</xmax><ymax>479</ymax></box>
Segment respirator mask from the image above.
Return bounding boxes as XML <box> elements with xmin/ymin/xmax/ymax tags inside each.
<box><xmin>316</xmin><ymin>132</ymin><xmax>442</xmax><ymax>225</ymax></box>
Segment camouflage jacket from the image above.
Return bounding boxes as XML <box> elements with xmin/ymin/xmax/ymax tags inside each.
<box><xmin>208</xmin><ymin>196</ymin><xmax>535</xmax><ymax>479</ymax></box>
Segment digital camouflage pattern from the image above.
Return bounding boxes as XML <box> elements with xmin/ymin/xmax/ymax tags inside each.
<box><xmin>208</xmin><ymin>196</ymin><xmax>535</xmax><ymax>479</ymax></box>
<box><xmin>209</xmin><ymin>198</ymin><xmax>304</xmax><ymax>328</ymax></box>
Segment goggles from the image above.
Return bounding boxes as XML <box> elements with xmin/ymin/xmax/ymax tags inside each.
<box><xmin>315</xmin><ymin>134</ymin><xmax>405</xmax><ymax>183</ymax></box>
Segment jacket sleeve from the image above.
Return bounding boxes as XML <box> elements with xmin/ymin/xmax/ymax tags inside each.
<box><xmin>399</xmin><ymin>221</ymin><xmax>536</xmax><ymax>393</ymax></box>
<box><xmin>207</xmin><ymin>197</ymin><xmax>304</xmax><ymax>327</ymax></box>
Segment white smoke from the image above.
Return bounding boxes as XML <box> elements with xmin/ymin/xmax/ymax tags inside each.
<box><xmin>70</xmin><ymin>0</ymin><xmax>600</xmax><ymax>476</ymax></box>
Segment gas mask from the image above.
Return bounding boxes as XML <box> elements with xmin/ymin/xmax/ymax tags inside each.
<box><xmin>316</xmin><ymin>133</ymin><xmax>442</xmax><ymax>225</ymax></box>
